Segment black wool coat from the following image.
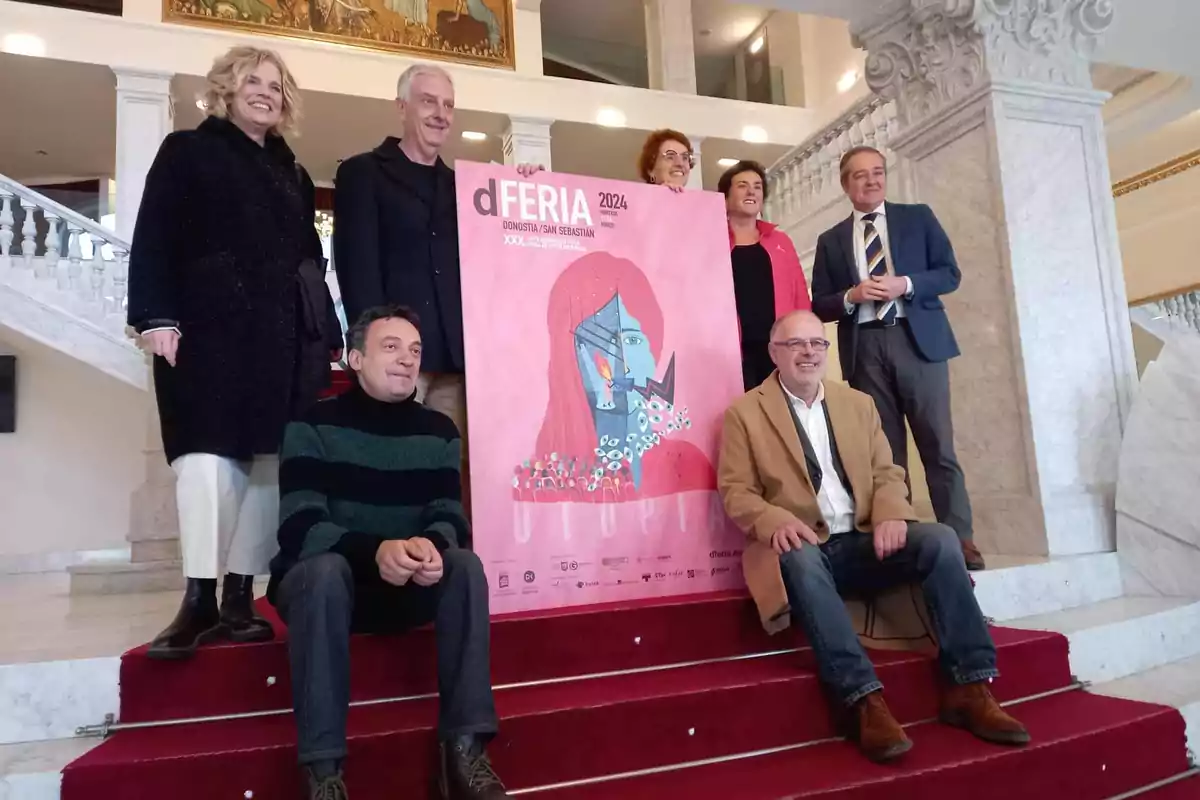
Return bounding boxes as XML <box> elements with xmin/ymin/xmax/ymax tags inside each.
<box><xmin>332</xmin><ymin>139</ymin><xmax>464</xmax><ymax>374</ymax></box>
<box><xmin>126</xmin><ymin>116</ymin><xmax>341</xmax><ymax>464</ymax></box>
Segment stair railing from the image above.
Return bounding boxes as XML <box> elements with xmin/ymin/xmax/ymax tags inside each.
<box><xmin>0</xmin><ymin>173</ymin><xmax>131</xmax><ymax>335</ymax></box>
<box><xmin>764</xmin><ymin>94</ymin><xmax>904</xmax><ymax>228</ymax></box>
<box><xmin>1130</xmin><ymin>285</ymin><xmax>1200</xmax><ymax>338</ymax></box>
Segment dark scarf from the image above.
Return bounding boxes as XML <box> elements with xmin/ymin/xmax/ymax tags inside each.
<box><xmin>782</xmin><ymin>389</ymin><xmax>851</xmax><ymax>494</ymax></box>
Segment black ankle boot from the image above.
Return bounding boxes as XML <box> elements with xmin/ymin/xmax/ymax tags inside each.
<box><xmin>147</xmin><ymin>578</ymin><xmax>221</xmax><ymax>660</ymax></box>
<box><xmin>219</xmin><ymin>573</ymin><xmax>274</xmax><ymax>643</ymax></box>
<box><xmin>438</xmin><ymin>735</ymin><xmax>508</xmax><ymax>799</ymax></box>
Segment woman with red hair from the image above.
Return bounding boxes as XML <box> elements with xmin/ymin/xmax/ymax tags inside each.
<box><xmin>515</xmin><ymin>252</ymin><xmax>715</xmax><ymax>508</ymax></box>
<box><xmin>637</xmin><ymin>129</ymin><xmax>694</xmax><ymax>192</ymax></box>
<box><xmin>638</xmin><ymin>134</ymin><xmax>811</xmax><ymax>390</ymax></box>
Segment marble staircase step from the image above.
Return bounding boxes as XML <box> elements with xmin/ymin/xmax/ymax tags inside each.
<box><xmin>129</xmin><ymin>539</ymin><xmax>178</xmax><ymax>564</ymax></box>
<box><xmin>1093</xmin><ymin>653</ymin><xmax>1200</xmax><ymax>757</ymax></box>
<box><xmin>0</xmin><ymin>274</ymin><xmax>146</xmax><ymax>392</ymax></box>
<box><xmin>1006</xmin><ymin>596</ymin><xmax>1200</xmax><ymax>684</ymax></box>
<box><xmin>971</xmin><ymin>552</ymin><xmax>1123</xmax><ymax>622</ymax></box>
<box><xmin>0</xmin><ymin>737</ymin><xmax>98</xmax><ymax>800</ymax></box>
<box><xmin>67</xmin><ymin>559</ymin><xmax>183</xmax><ymax>595</ymax></box>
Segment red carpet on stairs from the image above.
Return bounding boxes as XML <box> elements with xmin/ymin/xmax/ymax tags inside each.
<box><xmin>62</xmin><ymin>593</ymin><xmax>1191</xmax><ymax>799</ymax></box>
<box><xmin>548</xmin><ymin>692</ymin><xmax>1187</xmax><ymax>800</ymax></box>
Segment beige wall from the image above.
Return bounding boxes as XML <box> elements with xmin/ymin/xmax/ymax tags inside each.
<box><xmin>766</xmin><ymin>13</ymin><xmax>807</xmax><ymax>107</ymax></box>
<box><xmin>796</xmin><ymin>15</ymin><xmax>865</xmax><ymax>111</ymax></box>
<box><xmin>0</xmin><ymin>330</ymin><xmax>144</xmax><ymax>559</ymax></box>
<box><xmin>1110</xmin><ymin>103</ymin><xmax>1200</xmax><ymax>302</ymax></box>
<box><xmin>1115</xmin><ymin>167</ymin><xmax>1200</xmax><ymax>301</ymax></box>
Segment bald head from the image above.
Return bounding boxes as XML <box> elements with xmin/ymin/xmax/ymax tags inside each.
<box><xmin>768</xmin><ymin>310</ymin><xmax>830</xmax><ymax>401</ymax></box>
<box><xmin>769</xmin><ymin>310</ymin><xmax>824</xmax><ymax>343</ymax></box>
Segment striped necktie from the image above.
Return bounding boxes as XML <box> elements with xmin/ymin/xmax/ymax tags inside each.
<box><xmin>862</xmin><ymin>212</ymin><xmax>897</xmax><ymax>325</ymax></box>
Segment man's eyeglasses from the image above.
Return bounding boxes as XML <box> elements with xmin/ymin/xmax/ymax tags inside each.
<box><xmin>770</xmin><ymin>338</ymin><xmax>830</xmax><ymax>352</ymax></box>
<box><xmin>659</xmin><ymin>149</ymin><xmax>695</xmax><ymax>168</ymax></box>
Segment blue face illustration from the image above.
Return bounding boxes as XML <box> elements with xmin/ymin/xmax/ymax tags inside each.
<box><xmin>571</xmin><ymin>292</ymin><xmax>660</xmax><ymax>489</ymax></box>
<box><xmin>574</xmin><ymin>293</ymin><xmax>655</xmax><ymax>403</ymax></box>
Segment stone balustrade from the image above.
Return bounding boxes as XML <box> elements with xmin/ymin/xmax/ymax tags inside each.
<box><xmin>764</xmin><ymin>94</ymin><xmax>901</xmax><ymax>227</ymax></box>
<box><xmin>0</xmin><ymin>173</ymin><xmax>131</xmax><ymax>337</ymax></box>
<box><xmin>1135</xmin><ymin>288</ymin><xmax>1200</xmax><ymax>337</ymax></box>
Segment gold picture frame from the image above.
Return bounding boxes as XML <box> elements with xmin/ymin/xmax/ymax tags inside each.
<box><xmin>164</xmin><ymin>0</ymin><xmax>515</xmax><ymax>70</ymax></box>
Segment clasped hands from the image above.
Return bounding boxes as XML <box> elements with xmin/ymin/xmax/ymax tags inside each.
<box><xmin>771</xmin><ymin>518</ymin><xmax>908</xmax><ymax>561</ymax></box>
<box><xmin>376</xmin><ymin>537</ymin><xmax>443</xmax><ymax>587</ymax></box>
<box><xmin>848</xmin><ymin>275</ymin><xmax>908</xmax><ymax>304</ymax></box>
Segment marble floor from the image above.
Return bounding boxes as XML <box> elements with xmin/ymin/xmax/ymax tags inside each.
<box><xmin>0</xmin><ymin>574</ymin><xmax>183</xmax><ymax>665</ymax></box>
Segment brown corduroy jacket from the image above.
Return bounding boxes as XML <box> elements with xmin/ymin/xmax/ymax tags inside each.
<box><xmin>718</xmin><ymin>375</ymin><xmax>934</xmax><ymax>649</ymax></box>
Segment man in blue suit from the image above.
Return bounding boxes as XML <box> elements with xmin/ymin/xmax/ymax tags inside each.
<box><xmin>810</xmin><ymin>146</ymin><xmax>983</xmax><ymax>570</ymax></box>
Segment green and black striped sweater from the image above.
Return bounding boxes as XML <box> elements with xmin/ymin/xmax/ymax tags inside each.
<box><xmin>266</xmin><ymin>385</ymin><xmax>470</xmax><ymax>603</ymax></box>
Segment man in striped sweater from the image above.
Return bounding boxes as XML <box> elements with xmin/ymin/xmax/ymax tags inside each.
<box><xmin>268</xmin><ymin>305</ymin><xmax>506</xmax><ymax>800</ymax></box>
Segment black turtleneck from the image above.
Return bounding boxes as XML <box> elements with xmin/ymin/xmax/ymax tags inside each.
<box><xmin>267</xmin><ymin>382</ymin><xmax>469</xmax><ymax>602</ymax></box>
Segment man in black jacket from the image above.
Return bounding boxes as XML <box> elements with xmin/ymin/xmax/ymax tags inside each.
<box><xmin>333</xmin><ymin>63</ymin><xmax>541</xmax><ymax>508</ymax></box>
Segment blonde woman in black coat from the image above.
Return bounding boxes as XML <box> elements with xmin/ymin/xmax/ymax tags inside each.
<box><xmin>127</xmin><ymin>45</ymin><xmax>341</xmax><ymax>660</ymax></box>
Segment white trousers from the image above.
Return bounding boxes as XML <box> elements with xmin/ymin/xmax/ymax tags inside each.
<box><xmin>172</xmin><ymin>454</ymin><xmax>280</xmax><ymax>580</ymax></box>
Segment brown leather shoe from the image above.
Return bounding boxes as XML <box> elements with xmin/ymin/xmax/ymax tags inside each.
<box><xmin>961</xmin><ymin>540</ymin><xmax>986</xmax><ymax>571</ymax></box>
<box><xmin>852</xmin><ymin>691</ymin><xmax>912</xmax><ymax>763</ymax></box>
<box><xmin>940</xmin><ymin>681</ymin><xmax>1030</xmax><ymax>745</ymax></box>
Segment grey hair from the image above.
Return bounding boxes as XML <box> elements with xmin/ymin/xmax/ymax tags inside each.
<box><xmin>396</xmin><ymin>63</ymin><xmax>454</xmax><ymax>102</ymax></box>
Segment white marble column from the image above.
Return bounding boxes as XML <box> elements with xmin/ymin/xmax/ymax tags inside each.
<box><xmin>644</xmin><ymin>0</ymin><xmax>697</xmax><ymax>95</ymax></box>
<box><xmin>854</xmin><ymin>0</ymin><xmax>1137</xmax><ymax>557</ymax></box>
<box><xmin>113</xmin><ymin>69</ymin><xmax>173</xmax><ymax>242</ymax></box>
<box><xmin>513</xmin><ymin>0</ymin><xmax>544</xmax><ymax>77</ymax></box>
<box><xmin>686</xmin><ymin>135</ymin><xmax>704</xmax><ymax>191</ymax></box>
<box><xmin>503</xmin><ymin>116</ymin><xmax>553</xmax><ymax>171</ymax></box>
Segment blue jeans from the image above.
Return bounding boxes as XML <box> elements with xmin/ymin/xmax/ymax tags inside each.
<box><xmin>779</xmin><ymin>522</ymin><xmax>997</xmax><ymax>706</ymax></box>
<box><xmin>275</xmin><ymin>549</ymin><xmax>498</xmax><ymax>764</ymax></box>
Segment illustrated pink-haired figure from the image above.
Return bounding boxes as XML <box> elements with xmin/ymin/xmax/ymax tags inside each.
<box><xmin>512</xmin><ymin>252</ymin><xmax>722</xmax><ymax>542</ymax></box>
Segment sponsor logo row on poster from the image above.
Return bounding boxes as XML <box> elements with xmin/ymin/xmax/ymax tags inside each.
<box><xmin>494</xmin><ymin>548</ymin><xmax>743</xmax><ymax>596</ymax></box>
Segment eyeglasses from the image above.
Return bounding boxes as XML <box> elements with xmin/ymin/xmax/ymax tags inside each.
<box><xmin>770</xmin><ymin>338</ymin><xmax>830</xmax><ymax>352</ymax></box>
<box><xmin>659</xmin><ymin>149</ymin><xmax>695</xmax><ymax>168</ymax></box>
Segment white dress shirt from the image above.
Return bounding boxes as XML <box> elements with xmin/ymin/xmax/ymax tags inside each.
<box><xmin>779</xmin><ymin>378</ymin><xmax>856</xmax><ymax>534</ymax></box>
<box><xmin>844</xmin><ymin>203</ymin><xmax>913</xmax><ymax>323</ymax></box>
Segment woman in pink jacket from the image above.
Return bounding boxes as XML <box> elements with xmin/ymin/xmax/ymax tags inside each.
<box><xmin>719</xmin><ymin>160</ymin><xmax>812</xmax><ymax>391</ymax></box>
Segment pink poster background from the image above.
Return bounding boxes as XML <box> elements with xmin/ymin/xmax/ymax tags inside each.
<box><xmin>456</xmin><ymin>162</ymin><xmax>747</xmax><ymax>614</ymax></box>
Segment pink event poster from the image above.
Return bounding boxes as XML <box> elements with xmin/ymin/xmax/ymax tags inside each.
<box><xmin>456</xmin><ymin>162</ymin><xmax>748</xmax><ymax>614</ymax></box>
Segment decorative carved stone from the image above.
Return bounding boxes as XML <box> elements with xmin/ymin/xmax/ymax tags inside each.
<box><xmin>856</xmin><ymin>0</ymin><xmax>1114</xmax><ymax>127</ymax></box>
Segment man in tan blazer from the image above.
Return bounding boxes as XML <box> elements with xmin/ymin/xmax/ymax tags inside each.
<box><xmin>718</xmin><ymin>310</ymin><xmax>1027</xmax><ymax>763</ymax></box>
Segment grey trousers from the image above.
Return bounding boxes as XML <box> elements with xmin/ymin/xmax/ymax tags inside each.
<box><xmin>849</xmin><ymin>324</ymin><xmax>973</xmax><ymax>540</ymax></box>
